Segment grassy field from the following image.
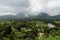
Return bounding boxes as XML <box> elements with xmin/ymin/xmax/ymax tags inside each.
<box><xmin>0</xmin><ymin>21</ymin><xmax>60</xmax><ymax>40</ymax></box>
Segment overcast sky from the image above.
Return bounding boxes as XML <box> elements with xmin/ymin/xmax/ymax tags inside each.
<box><xmin>0</xmin><ymin>0</ymin><xmax>60</xmax><ymax>16</ymax></box>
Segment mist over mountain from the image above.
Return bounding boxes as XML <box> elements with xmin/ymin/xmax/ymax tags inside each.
<box><xmin>0</xmin><ymin>0</ymin><xmax>60</xmax><ymax>16</ymax></box>
<box><xmin>0</xmin><ymin>0</ymin><xmax>60</xmax><ymax>20</ymax></box>
<box><xmin>0</xmin><ymin>12</ymin><xmax>60</xmax><ymax>21</ymax></box>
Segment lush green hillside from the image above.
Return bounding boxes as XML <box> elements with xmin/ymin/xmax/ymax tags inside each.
<box><xmin>0</xmin><ymin>21</ymin><xmax>60</xmax><ymax>40</ymax></box>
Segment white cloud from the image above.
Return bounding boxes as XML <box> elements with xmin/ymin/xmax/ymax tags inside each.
<box><xmin>29</xmin><ymin>0</ymin><xmax>43</xmax><ymax>12</ymax></box>
<box><xmin>47</xmin><ymin>0</ymin><xmax>60</xmax><ymax>8</ymax></box>
<box><xmin>26</xmin><ymin>0</ymin><xmax>60</xmax><ymax>16</ymax></box>
<box><xmin>46</xmin><ymin>0</ymin><xmax>60</xmax><ymax>16</ymax></box>
<box><xmin>27</xmin><ymin>0</ymin><xmax>45</xmax><ymax>15</ymax></box>
<box><xmin>0</xmin><ymin>0</ymin><xmax>60</xmax><ymax>16</ymax></box>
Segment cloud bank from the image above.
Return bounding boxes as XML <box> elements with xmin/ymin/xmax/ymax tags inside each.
<box><xmin>0</xmin><ymin>0</ymin><xmax>60</xmax><ymax>16</ymax></box>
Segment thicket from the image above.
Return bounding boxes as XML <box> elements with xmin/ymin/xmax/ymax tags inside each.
<box><xmin>0</xmin><ymin>21</ymin><xmax>60</xmax><ymax>40</ymax></box>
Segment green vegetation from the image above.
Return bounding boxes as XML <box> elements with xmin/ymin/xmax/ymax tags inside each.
<box><xmin>52</xmin><ymin>21</ymin><xmax>60</xmax><ymax>27</ymax></box>
<box><xmin>0</xmin><ymin>21</ymin><xmax>60</xmax><ymax>40</ymax></box>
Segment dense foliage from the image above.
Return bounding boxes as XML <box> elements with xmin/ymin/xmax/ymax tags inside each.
<box><xmin>0</xmin><ymin>21</ymin><xmax>60</xmax><ymax>40</ymax></box>
<box><xmin>52</xmin><ymin>21</ymin><xmax>60</xmax><ymax>27</ymax></box>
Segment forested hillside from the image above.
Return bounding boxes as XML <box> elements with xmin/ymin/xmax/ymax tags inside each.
<box><xmin>0</xmin><ymin>21</ymin><xmax>60</xmax><ymax>40</ymax></box>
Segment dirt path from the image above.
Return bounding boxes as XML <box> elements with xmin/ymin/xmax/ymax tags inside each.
<box><xmin>48</xmin><ymin>23</ymin><xmax>56</xmax><ymax>28</ymax></box>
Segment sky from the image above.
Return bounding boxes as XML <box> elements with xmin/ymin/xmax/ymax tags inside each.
<box><xmin>0</xmin><ymin>0</ymin><xmax>60</xmax><ymax>16</ymax></box>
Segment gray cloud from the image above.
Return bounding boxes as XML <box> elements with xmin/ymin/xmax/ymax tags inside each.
<box><xmin>0</xmin><ymin>0</ymin><xmax>60</xmax><ymax>16</ymax></box>
<box><xmin>0</xmin><ymin>0</ymin><xmax>29</xmax><ymax>16</ymax></box>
